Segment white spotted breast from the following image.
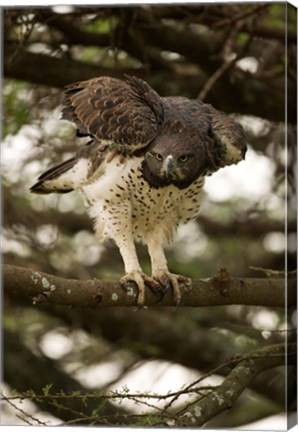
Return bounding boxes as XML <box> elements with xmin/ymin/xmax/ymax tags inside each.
<box><xmin>81</xmin><ymin>155</ymin><xmax>204</xmax><ymax>244</ymax></box>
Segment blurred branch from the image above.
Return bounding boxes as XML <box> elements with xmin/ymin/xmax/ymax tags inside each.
<box><xmin>205</xmin><ymin>395</ymin><xmax>282</xmax><ymax>428</ymax></box>
<box><xmin>5</xmin><ymin>288</ymin><xmax>292</xmax><ymax>408</ymax></box>
<box><xmin>245</xmin><ymin>23</ymin><xmax>296</xmax><ymax>43</ymax></box>
<box><xmin>36</xmin><ymin>10</ymin><xmax>173</xmax><ymax>72</ymax></box>
<box><xmin>198</xmin><ymin>18</ymin><xmax>253</xmax><ymax>100</ymax></box>
<box><xmin>50</xmin><ymin>307</ymin><xmax>293</xmax><ymax>407</ymax></box>
<box><xmin>36</xmin><ymin>10</ymin><xmax>111</xmax><ymax>46</ymax></box>
<box><xmin>3</xmin><ymin>186</ymin><xmax>293</xmax><ymax>238</ymax></box>
<box><xmin>4</xmin><ymin>328</ymin><xmax>129</xmax><ymax>423</ymax></box>
<box><xmin>3</xmin><ymin>42</ymin><xmax>205</xmax><ymax>96</ymax></box>
<box><xmin>213</xmin><ymin>4</ymin><xmax>269</xmax><ymax>28</ymax></box>
<box><xmin>4</xmin><ymin>329</ymin><xmax>295</xmax><ymax>426</ymax></box>
<box><xmin>5</xmin><ymin>204</ymin><xmax>293</xmax><ymax>237</ymax></box>
<box><xmin>4</xmin><ymin>292</ymin><xmax>296</xmax><ymax>410</ymax></box>
<box><xmin>4</xmin><ymin>264</ymin><xmax>294</xmax><ymax>308</ymax></box>
<box><xmin>176</xmin><ymin>342</ymin><xmax>296</xmax><ymax>427</ymax></box>
<box><xmin>4</xmin><ymin>6</ymin><xmax>296</xmax><ymax>122</ymax></box>
<box><xmin>4</xmin><ymin>42</ymin><xmax>127</xmax><ymax>87</ymax></box>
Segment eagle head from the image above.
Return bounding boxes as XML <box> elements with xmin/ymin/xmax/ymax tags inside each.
<box><xmin>141</xmin><ymin>131</ymin><xmax>210</xmax><ymax>190</ymax></box>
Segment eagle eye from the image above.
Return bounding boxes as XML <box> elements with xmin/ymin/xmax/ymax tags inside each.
<box><xmin>155</xmin><ymin>153</ymin><xmax>163</xmax><ymax>161</ymax></box>
<box><xmin>179</xmin><ymin>154</ymin><xmax>188</xmax><ymax>162</ymax></box>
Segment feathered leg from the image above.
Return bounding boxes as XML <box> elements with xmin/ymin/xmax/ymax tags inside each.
<box><xmin>116</xmin><ymin>233</ymin><xmax>161</xmax><ymax>305</ymax></box>
<box><xmin>98</xmin><ymin>202</ymin><xmax>160</xmax><ymax>306</ymax></box>
<box><xmin>147</xmin><ymin>235</ymin><xmax>192</xmax><ymax>306</ymax></box>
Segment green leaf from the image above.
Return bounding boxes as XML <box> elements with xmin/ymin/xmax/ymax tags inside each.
<box><xmin>42</xmin><ymin>383</ymin><xmax>53</xmax><ymax>396</ymax></box>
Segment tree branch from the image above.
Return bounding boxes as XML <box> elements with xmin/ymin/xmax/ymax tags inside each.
<box><xmin>176</xmin><ymin>343</ymin><xmax>296</xmax><ymax>427</ymax></box>
<box><xmin>4</xmin><ymin>7</ymin><xmax>296</xmax><ymax>122</ymax></box>
<box><xmin>36</xmin><ymin>11</ymin><xmax>173</xmax><ymax>72</ymax></box>
<box><xmin>4</xmin><ymin>328</ymin><xmax>129</xmax><ymax>423</ymax></box>
<box><xmin>244</xmin><ymin>23</ymin><xmax>296</xmax><ymax>43</ymax></box>
<box><xmin>4</xmin><ymin>190</ymin><xmax>292</xmax><ymax>238</ymax></box>
<box><xmin>4</xmin><ymin>264</ymin><xmax>294</xmax><ymax>308</ymax></box>
<box><xmin>36</xmin><ymin>10</ymin><xmax>111</xmax><ymax>47</ymax></box>
<box><xmin>3</xmin><ymin>42</ymin><xmax>205</xmax><ymax>96</ymax></box>
<box><xmin>4</xmin><ymin>43</ymin><xmax>124</xmax><ymax>87</ymax></box>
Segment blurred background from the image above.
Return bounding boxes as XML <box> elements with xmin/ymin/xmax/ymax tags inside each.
<box><xmin>2</xmin><ymin>2</ymin><xmax>297</xmax><ymax>428</ymax></box>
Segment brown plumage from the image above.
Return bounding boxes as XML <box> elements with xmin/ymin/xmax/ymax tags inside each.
<box><xmin>62</xmin><ymin>75</ymin><xmax>164</xmax><ymax>151</ymax></box>
<box><xmin>31</xmin><ymin>75</ymin><xmax>247</xmax><ymax>306</ymax></box>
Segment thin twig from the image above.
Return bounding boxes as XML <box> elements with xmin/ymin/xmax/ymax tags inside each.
<box><xmin>198</xmin><ymin>60</ymin><xmax>234</xmax><ymax>100</ymax></box>
<box><xmin>2</xmin><ymin>394</ymin><xmax>49</xmax><ymax>426</ymax></box>
<box><xmin>214</xmin><ymin>4</ymin><xmax>269</xmax><ymax>28</ymax></box>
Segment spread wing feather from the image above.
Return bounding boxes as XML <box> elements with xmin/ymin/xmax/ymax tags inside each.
<box><xmin>206</xmin><ymin>104</ymin><xmax>247</xmax><ymax>164</ymax></box>
<box><xmin>31</xmin><ymin>76</ymin><xmax>165</xmax><ymax>195</ymax></box>
<box><xmin>62</xmin><ymin>75</ymin><xmax>164</xmax><ymax>151</ymax></box>
<box><xmin>31</xmin><ymin>76</ymin><xmax>247</xmax><ymax>195</ymax></box>
<box><xmin>30</xmin><ymin>157</ymin><xmax>78</xmax><ymax>194</ymax></box>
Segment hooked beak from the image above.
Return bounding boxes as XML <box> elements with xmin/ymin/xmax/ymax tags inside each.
<box><xmin>163</xmin><ymin>155</ymin><xmax>174</xmax><ymax>179</ymax></box>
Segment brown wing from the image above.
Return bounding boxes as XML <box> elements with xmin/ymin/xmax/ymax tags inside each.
<box><xmin>206</xmin><ymin>104</ymin><xmax>247</xmax><ymax>165</ymax></box>
<box><xmin>62</xmin><ymin>75</ymin><xmax>164</xmax><ymax>152</ymax></box>
<box><xmin>164</xmin><ymin>96</ymin><xmax>211</xmax><ymax>136</ymax></box>
<box><xmin>165</xmin><ymin>96</ymin><xmax>247</xmax><ymax>168</ymax></box>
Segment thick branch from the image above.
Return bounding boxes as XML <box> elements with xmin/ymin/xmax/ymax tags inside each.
<box><xmin>36</xmin><ymin>11</ymin><xmax>172</xmax><ymax>72</ymax></box>
<box><xmin>245</xmin><ymin>23</ymin><xmax>296</xmax><ymax>43</ymax></box>
<box><xmin>3</xmin><ymin>43</ymin><xmax>204</xmax><ymax>96</ymax></box>
<box><xmin>4</xmin><ymin>8</ymin><xmax>295</xmax><ymax>122</ymax></box>
<box><xmin>37</xmin><ymin>11</ymin><xmax>111</xmax><ymax>47</ymax></box>
<box><xmin>176</xmin><ymin>343</ymin><xmax>296</xmax><ymax>427</ymax></box>
<box><xmin>4</xmin><ymin>264</ymin><xmax>294</xmax><ymax>308</ymax></box>
<box><xmin>4</xmin><ymin>43</ymin><xmax>124</xmax><ymax>87</ymax></box>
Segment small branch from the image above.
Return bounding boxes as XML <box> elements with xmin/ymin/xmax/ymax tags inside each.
<box><xmin>198</xmin><ymin>19</ymin><xmax>253</xmax><ymax>100</ymax></box>
<box><xmin>4</xmin><ymin>264</ymin><xmax>294</xmax><ymax>309</ymax></box>
<box><xmin>1</xmin><ymin>395</ymin><xmax>48</xmax><ymax>426</ymax></box>
<box><xmin>214</xmin><ymin>4</ymin><xmax>269</xmax><ymax>29</ymax></box>
<box><xmin>198</xmin><ymin>59</ymin><xmax>234</xmax><ymax>101</ymax></box>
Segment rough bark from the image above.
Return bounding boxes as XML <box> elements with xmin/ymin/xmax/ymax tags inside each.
<box><xmin>4</xmin><ymin>264</ymin><xmax>294</xmax><ymax>309</ymax></box>
<box><xmin>176</xmin><ymin>343</ymin><xmax>296</xmax><ymax>428</ymax></box>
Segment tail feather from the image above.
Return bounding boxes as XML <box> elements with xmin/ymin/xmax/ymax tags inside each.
<box><xmin>30</xmin><ymin>158</ymin><xmax>77</xmax><ymax>194</ymax></box>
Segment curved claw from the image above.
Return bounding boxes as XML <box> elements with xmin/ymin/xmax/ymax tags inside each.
<box><xmin>154</xmin><ymin>278</ymin><xmax>171</xmax><ymax>304</ymax></box>
<box><xmin>120</xmin><ymin>271</ymin><xmax>162</xmax><ymax>307</ymax></box>
<box><xmin>155</xmin><ymin>289</ymin><xmax>166</xmax><ymax>304</ymax></box>
<box><xmin>120</xmin><ymin>270</ymin><xmax>192</xmax><ymax>307</ymax></box>
<box><xmin>153</xmin><ymin>271</ymin><xmax>192</xmax><ymax>308</ymax></box>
